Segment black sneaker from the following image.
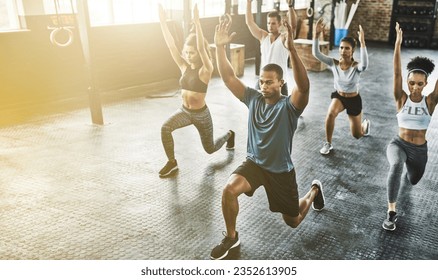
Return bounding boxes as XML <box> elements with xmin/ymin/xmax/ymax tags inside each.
<box><xmin>210</xmin><ymin>231</ymin><xmax>240</xmax><ymax>260</ymax></box>
<box><xmin>382</xmin><ymin>211</ymin><xmax>398</xmax><ymax>231</ymax></box>
<box><xmin>226</xmin><ymin>130</ymin><xmax>235</xmax><ymax>150</ymax></box>
<box><xmin>311</xmin><ymin>180</ymin><xmax>325</xmax><ymax>211</ymax></box>
<box><xmin>159</xmin><ymin>160</ymin><xmax>178</xmax><ymax>177</ymax></box>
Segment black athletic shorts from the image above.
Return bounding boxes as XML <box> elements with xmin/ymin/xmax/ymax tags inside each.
<box><xmin>232</xmin><ymin>159</ymin><xmax>299</xmax><ymax>217</ymax></box>
<box><xmin>331</xmin><ymin>91</ymin><xmax>362</xmax><ymax>116</ymax></box>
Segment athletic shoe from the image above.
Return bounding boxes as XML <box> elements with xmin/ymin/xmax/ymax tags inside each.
<box><xmin>210</xmin><ymin>231</ymin><xmax>240</xmax><ymax>260</ymax></box>
<box><xmin>363</xmin><ymin>118</ymin><xmax>371</xmax><ymax>136</ymax></box>
<box><xmin>319</xmin><ymin>142</ymin><xmax>333</xmax><ymax>155</ymax></box>
<box><xmin>226</xmin><ymin>130</ymin><xmax>235</xmax><ymax>150</ymax></box>
<box><xmin>159</xmin><ymin>160</ymin><xmax>178</xmax><ymax>177</ymax></box>
<box><xmin>382</xmin><ymin>211</ymin><xmax>398</xmax><ymax>231</ymax></box>
<box><xmin>311</xmin><ymin>180</ymin><xmax>325</xmax><ymax>211</ymax></box>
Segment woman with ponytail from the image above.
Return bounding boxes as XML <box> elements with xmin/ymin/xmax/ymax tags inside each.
<box><xmin>157</xmin><ymin>4</ymin><xmax>234</xmax><ymax>177</ymax></box>
<box><xmin>312</xmin><ymin>18</ymin><xmax>370</xmax><ymax>155</ymax></box>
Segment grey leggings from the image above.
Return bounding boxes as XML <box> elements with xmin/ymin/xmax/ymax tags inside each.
<box><xmin>386</xmin><ymin>136</ymin><xmax>428</xmax><ymax>203</ymax></box>
<box><xmin>161</xmin><ymin>105</ymin><xmax>230</xmax><ymax>161</ymax></box>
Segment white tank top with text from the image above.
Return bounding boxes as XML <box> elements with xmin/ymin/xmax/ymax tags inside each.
<box><xmin>397</xmin><ymin>95</ymin><xmax>431</xmax><ymax>130</ymax></box>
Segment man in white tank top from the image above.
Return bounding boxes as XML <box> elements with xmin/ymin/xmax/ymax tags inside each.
<box><xmin>245</xmin><ymin>0</ymin><xmax>297</xmax><ymax>96</ymax></box>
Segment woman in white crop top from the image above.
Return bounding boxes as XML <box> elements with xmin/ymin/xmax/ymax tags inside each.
<box><xmin>382</xmin><ymin>22</ymin><xmax>438</xmax><ymax>231</ymax></box>
<box><xmin>312</xmin><ymin>18</ymin><xmax>370</xmax><ymax>155</ymax></box>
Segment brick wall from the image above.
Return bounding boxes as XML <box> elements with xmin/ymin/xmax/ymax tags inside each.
<box><xmin>299</xmin><ymin>0</ymin><xmax>393</xmax><ymax>43</ymax></box>
<box><xmin>349</xmin><ymin>0</ymin><xmax>393</xmax><ymax>42</ymax></box>
<box><xmin>317</xmin><ymin>0</ymin><xmax>438</xmax><ymax>45</ymax></box>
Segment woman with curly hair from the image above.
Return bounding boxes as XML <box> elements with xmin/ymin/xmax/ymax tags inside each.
<box><xmin>157</xmin><ymin>4</ymin><xmax>234</xmax><ymax>177</ymax></box>
<box><xmin>382</xmin><ymin>22</ymin><xmax>438</xmax><ymax>231</ymax></box>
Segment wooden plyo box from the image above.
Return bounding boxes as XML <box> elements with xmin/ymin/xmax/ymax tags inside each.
<box><xmin>229</xmin><ymin>44</ymin><xmax>245</xmax><ymax>77</ymax></box>
<box><xmin>209</xmin><ymin>43</ymin><xmax>245</xmax><ymax>77</ymax></box>
<box><xmin>293</xmin><ymin>39</ymin><xmax>329</xmax><ymax>72</ymax></box>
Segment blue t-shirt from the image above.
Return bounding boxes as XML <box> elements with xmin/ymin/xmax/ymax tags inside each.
<box><xmin>242</xmin><ymin>87</ymin><xmax>303</xmax><ymax>173</ymax></box>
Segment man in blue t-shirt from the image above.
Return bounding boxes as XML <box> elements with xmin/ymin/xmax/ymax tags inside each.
<box><xmin>210</xmin><ymin>13</ymin><xmax>326</xmax><ymax>260</ymax></box>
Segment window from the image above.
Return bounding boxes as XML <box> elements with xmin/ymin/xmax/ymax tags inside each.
<box><xmin>237</xmin><ymin>0</ymin><xmax>273</xmax><ymax>14</ymax></box>
<box><xmin>86</xmin><ymin>0</ymin><xmax>229</xmax><ymax>26</ymax></box>
<box><xmin>0</xmin><ymin>0</ymin><xmax>22</xmax><ymax>31</ymax></box>
<box><xmin>43</xmin><ymin>0</ymin><xmax>77</xmax><ymax>14</ymax></box>
<box><xmin>197</xmin><ymin>0</ymin><xmax>225</xmax><ymax>17</ymax></box>
<box><xmin>44</xmin><ymin>0</ymin><xmax>76</xmax><ymax>29</ymax></box>
<box><xmin>236</xmin><ymin>0</ymin><xmax>309</xmax><ymax>14</ymax></box>
<box><xmin>295</xmin><ymin>0</ymin><xmax>308</xmax><ymax>9</ymax></box>
<box><xmin>87</xmin><ymin>0</ymin><xmax>183</xmax><ymax>26</ymax></box>
<box><xmin>67</xmin><ymin>0</ymin><xmax>310</xmax><ymax>27</ymax></box>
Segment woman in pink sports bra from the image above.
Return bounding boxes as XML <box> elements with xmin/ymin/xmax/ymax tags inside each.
<box><xmin>157</xmin><ymin>5</ymin><xmax>234</xmax><ymax>178</ymax></box>
<box><xmin>382</xmin><ymin>22</ymin><xmax>438</xmax><ymax>231</ymax></box>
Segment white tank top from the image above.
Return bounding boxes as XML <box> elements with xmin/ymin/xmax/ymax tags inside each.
<box><xmin>397</xmin><ymin>95</ymin><xmax>431</xmax><ymax>130</ymax></box>
<box><xmin>260</xmin><ymin>35</ymin><xmax>289</xmax><ymax>78</ymax></box>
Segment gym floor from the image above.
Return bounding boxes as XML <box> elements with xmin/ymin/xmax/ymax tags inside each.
<box><xmin>0</xmin><ymin>42</ymin><xmax>437</xmax><ymax>260</ymax></box>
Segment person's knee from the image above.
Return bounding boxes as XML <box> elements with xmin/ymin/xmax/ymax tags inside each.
<box><xmin>161</xmin><ymin>124</ymin><xmax>172</xmax><ymax>135</ymax></box>
<box><xmin>286</xmin><ymin>220</ymin><xmax>300</xmax><ymax>228</ymax></box>
<box><xmin>352</xmin><ymin>131</ymin><xmax>362</xmax><ymax>139</ymax></box>
<box><xmin>223</xmin><ymin>183</ymin><xmax>241</xmax><ymax>200</ymax></box>
<box><xmin>326</xmin><ymin>111</ymin><xmax>338</xmax><ymax>120</ymax></box>
<box><xmin>203</xmin><ymin>145</ymin><xmax>215</xmax><ymax>154</ymax></box>
<box><xmin>389</xmin><ymin>160</ymin><xmax>404</xmax><ymax>172</ymax></box>
<box><xmin>410</xmin><ymin>179</ymin><xmax>420</xmax><ymax>186</ymax></box>
<box><xmin>283</xmin><ymin>214</ymin><xmax>300</xmax><ymax>228</ymax></box>
<box><xmin>408</xmin><ymin>174</ymin><xmax>422</xmax><ymax>185</ymax></box>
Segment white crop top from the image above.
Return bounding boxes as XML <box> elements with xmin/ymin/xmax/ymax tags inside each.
<box><xmin>312</xmin><ymin>39</ymin><xmax>368</xmax><ymax>93</ymax></box>
<box><xmin>330</xmin><ymin>64</ymin><xmax>363</xmax><ymax>93</ymax></box>
<box><xmin>397</xmin><ymin>95</ymin><xmax>431</xmax><ymax>130</ymax></box>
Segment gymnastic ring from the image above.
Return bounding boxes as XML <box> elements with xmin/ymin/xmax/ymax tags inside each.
<box><xmin>50</xmin><ymin>27</ymin><xmax>73</xmax><ymax>47</ymax></box>
<box><xmin>306</xmin><ymin>7</ymin><xmax>314</xmax><ymax>18</ymax></box>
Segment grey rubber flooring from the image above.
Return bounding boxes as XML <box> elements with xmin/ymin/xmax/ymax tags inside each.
<box><xmin>0</xmin><ymin>43</ymin><xmax>437</xmax><ymax>260</ymax></box>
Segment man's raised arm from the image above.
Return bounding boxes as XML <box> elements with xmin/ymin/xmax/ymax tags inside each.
<box><xmin>285</xmin><ymin>21</ymin><xmax>310</xmax><ymax>111</ymax></box>
<box><xmin>214</xmin><ymin>15</ymin><xmax>246</xmax><ymax>100</ymax></box>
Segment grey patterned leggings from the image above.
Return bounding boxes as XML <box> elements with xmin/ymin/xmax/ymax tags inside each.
<box><xmin>386</xmin><ymin>136</ymin><xmax>428</xmax><ymax>203</ymax></box>
<box><xmin>161</xmin><ymin>105</ymin><xmax>230</xmax><ymax>161</ymax></box>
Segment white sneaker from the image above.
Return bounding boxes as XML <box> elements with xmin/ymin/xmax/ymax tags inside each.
<box><xmin>363</xmin><ymin>119</ymin><xmax>371</xmax><ymax>136</ymax></box>
<box><xmin>311</xmin><ymin>179</ymin><xmax>325</xmax><ymax>211</ymax></box>
<box><xmin>319</xmin><ymin>142</ymin><xmax>333</xmax><ymax>155</ymax></box>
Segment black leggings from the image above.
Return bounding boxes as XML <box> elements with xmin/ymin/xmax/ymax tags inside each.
<box><xmin>161</xmin><ymin>105</ymin><xmax>230</xmax><ymax>160</ymax></box>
